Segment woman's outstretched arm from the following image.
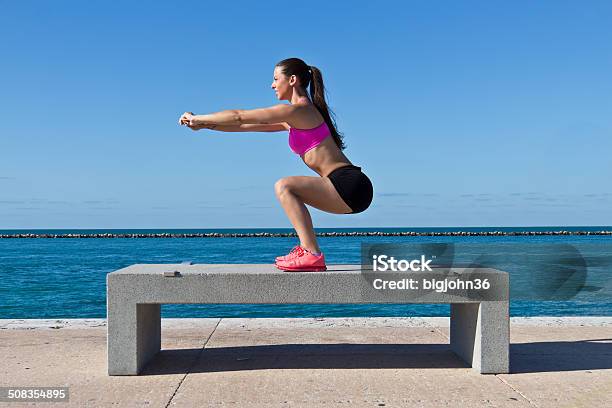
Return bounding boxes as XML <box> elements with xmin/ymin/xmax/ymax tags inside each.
<box><xmin>190</xmin><ymin>123</ymin><xmax>288</xmax><ymax>132</ymax></box>
<box><xmin>188</xmin><ymin>104</ymin><xmax>298</xmax><ymax>126</ymax></box>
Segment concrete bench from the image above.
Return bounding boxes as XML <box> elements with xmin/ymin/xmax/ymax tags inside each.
<box><xmin>107</xmin><ymin>264</ymin><xmax>509</xmax><ymax>375</ymax></box>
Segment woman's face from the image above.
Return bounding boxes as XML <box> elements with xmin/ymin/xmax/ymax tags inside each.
<box><xmin>271</xmin><ymin>66</ymin><xmax>292</xmax><ymax>101</ymax></box>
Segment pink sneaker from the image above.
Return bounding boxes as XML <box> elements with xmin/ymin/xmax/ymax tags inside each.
<box><xmin>275</xmin><ymin>245</ymin><xmax>303</xmax><ymax>263</ymax></box>
<box><xmin>275</xmin><ymin>247</ymin><xmax>327</xmax><ymax>272</ymax></box>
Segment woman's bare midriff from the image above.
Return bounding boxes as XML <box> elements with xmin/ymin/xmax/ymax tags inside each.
<box><xmin>286</xmin><ymin>104</ymin><xmax>353</xmax><ymax>177</ymax></box>
<box><xmin>300</xmin><ymin>135</ymin><xmax>353</xmax><ymax>177</ymax></box>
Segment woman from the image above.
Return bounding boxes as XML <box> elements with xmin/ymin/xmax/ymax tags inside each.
<box><xmin>178</xmin><ymin>57</ymin><xmax>373</xmax><ymax>272</ymax></box>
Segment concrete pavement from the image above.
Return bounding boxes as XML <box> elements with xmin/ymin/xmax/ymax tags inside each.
<box><xmin>1</xmin><ymin>317</ymin><xmax>611</xmax><ymax>407</ymax></box>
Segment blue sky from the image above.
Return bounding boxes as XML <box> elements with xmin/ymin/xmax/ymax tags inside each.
<box><xmin>1</xmin><ymin>1</ymin><xmax>611</xmax><ymax>229</ymax></box>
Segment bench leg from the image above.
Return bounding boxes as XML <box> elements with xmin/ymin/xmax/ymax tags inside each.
<box><xmin>108</xmin><ymin>302</ymin><xmax>161</xmax><ymax>375</ymax></box>
<box><xmin>450</xmin><ymin>302</ymin><xmax>509</xmax><ymax>374</ymax></box>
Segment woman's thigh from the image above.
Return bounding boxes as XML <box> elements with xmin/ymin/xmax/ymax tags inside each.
<box><xmin>275</xmin><ymin>176</ymin><xmax>353</xmax><ymax>214</ymax></box>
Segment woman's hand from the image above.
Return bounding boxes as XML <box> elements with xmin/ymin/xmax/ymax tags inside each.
<box><xmin>187</xmin><ymin>123</ymin><xmax>210</xmax><ymax>131</ymax></box>
<box><xmin>187</xmin><ymin>122</ymin><xmax>219</xmax><ymax>131</ymax></box>
<box><xmin>178</xmin><ymin>111</ymin><xmax>195</xmax><ymax>126</ymax></box>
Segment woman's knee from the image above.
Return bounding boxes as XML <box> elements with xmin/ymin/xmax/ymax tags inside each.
<box><xmin>274</xmin><ymin>177</ymin><xmax>295</xmax><ymax>198</ymax></box>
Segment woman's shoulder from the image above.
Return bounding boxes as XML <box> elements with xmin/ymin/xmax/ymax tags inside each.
<box><xmin>289</xmin><ymin>103</ymin><xmax>324</xmax><ymax>129</ymax></box>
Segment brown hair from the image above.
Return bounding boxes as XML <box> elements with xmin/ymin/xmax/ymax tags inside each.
<box><xmin>275</xmin><ymin>57</ymin><xmax>346</xmax><ymax>150</ymax></box>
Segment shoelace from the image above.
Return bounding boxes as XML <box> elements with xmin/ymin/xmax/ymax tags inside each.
<box><xmin>289</xmin><ymin>245</ymin><xmax>302</xmax><ymax>256</ymax></box>
<box><xmin>286</xmin><ymin>246</ymin><xmax>307</xmax><ymax>265</ymax></box>
<box><xmin>280</xmin><ymin>245</ymin><xmax>302</xmax><ymax>259</ymax></box>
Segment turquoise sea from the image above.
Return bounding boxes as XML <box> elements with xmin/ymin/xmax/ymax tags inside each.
<box><xmin>1</xmin><ymin>227</ymin><xmax>611</xmax><ymax>319</ymax></box>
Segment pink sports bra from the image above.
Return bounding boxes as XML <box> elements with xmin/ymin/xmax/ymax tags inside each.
<box><xmin>288</xmin><ymin>121</ymin><xmax>331</xmax><ymax>155</ymax></box>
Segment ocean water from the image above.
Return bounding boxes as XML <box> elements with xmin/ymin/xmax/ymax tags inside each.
<box><xmin>1</xmin><ymin>227</ymin><xmax>611</xmax><ymax>319</ymax></box>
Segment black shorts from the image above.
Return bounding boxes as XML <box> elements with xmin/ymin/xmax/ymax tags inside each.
<box><xmin>327</xmin><ymin>165</ymin><xmax>373</xmax><ymax>214</ymax></box>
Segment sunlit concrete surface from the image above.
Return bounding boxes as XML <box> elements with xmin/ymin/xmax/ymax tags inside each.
<box><xmin>1</xmin><ymin>317</ymin><xmax>611</xmax><ymax>407</ymax></box>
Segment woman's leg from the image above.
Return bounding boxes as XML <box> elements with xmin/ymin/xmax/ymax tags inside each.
<box><xmin>274</xmin><ymin>176</ymin><xmax>353</xmax><ymax>253</ymax></box>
